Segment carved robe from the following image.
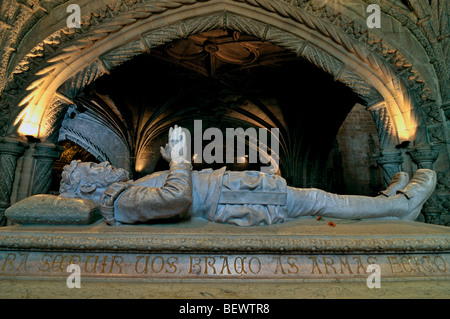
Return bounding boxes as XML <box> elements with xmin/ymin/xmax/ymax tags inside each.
<box><xmin>112</xmin><ymin>162</ymin><xmax>288</xmax><ymax>226</ymax></box>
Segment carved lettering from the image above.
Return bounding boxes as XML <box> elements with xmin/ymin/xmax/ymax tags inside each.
<box><xmin>420</xmin><ymin>256</ymin><xmax>436</xmax><ymax>273</ymax></box>
<box><xmin>16</xmin><ymin>253</ymin><xmax>28</xmax><ymax>271</ymax></box>
<box><xmin>273</xmin><ymin>256</ymin><xmax>285</xmax><ymax>274</ymax></box>
<box><xmin>151</xmin><ymin>256</ymin><xmax>164</xmax><ymax>274</ymax></box>
<box><xmin>100</xmin><ymin>256</ymin><xmax>109</xmax><ymax>274</ymax></box>
<box><xmin>353</xmin><ymin>256</ymin><xmax>368</xmax><ymax>274</ymax></box>
<box><xmin>166</xmin><ymin>256</ymin><xmax>178</xmax><ymax>274</ymax></box>
<box><xmin>189</xmin><ymin>256</ymin><xmax>202</xmax><ymax>274</ymax></box>
<box><xmin>1</xmin><ymin>252</ymin><xmax>448</xmax><ymax>279</ymax></box>
<box><xmin>135</xmin><ymin>256</ymin><xmax>149</xmax><ymax>274</ymax></box>
<box><xmin>323</xmin><ymin>257</ymin><xmax>337</xmax><ymax>274</ymax></box>
<box><xmin>387</xmin><ymin>256</ymin><xmax>403</xmax><ymax>273</ymax></box>
<box><xmin>339</xmin><ymin>256</ymin><xmax>353</xmax><ymax>274</ymax></box>
<box><xmin>401</xmin><ymin>256</ymin><xmax>417</xmax><ymax>273</ymax></box>
<box><xmin>1</xmin><ymin>253</ymin><xmax>16</xmax><ymax>271</ymax></box>
<box><xmin>308</xmin><ymin>256</ymin><xmax>322</xmax><ymax>275</ymax></box>
<box><xmin>287</xmin><ymin>257</ymin><xmax>298</xmax><ymax>274</ymax></box>
<box><xmin>434</xmin><ymin>256</ymin><xmax>447</xmax><ymax>273</ymax></box>
<box><xmin>220</xmin><ymin>256</ymin><xmax>231</xmax><ymax>275</ymax></box>
<box><xmin>204</xmin><ymin>257</ymin><xmax>216</xmax><ymax>275</ymax></box>
<box><xmin>249</xmin><ymin>257</ymin><xmax>262</xmax><ymax>274</ymax></box>
<box><xmin>110</xmin><ymin>256</ymin><xmax>123</xmax><ymax>274</ymax></box>
<box><xmin>39</xmin><ymin>254</ymin><xmax>51</xmax><ymax>272</ymax></box>
<box><xmin>84</xmin><ymin>255</ymin><xmax>99</xmax><ymax>273</ymax></box>
<box><xmin>51</xmin><ymin>254</ymin><xmax>66</xmax><ymax>272</ymax></box>
<box><xmin>234</xmin><ymin>257</ymin><xmax>247</xmax><ymax>275</ymax></box>
<box><xmin>68</xmin><ymin>255</ymin><xmax>81</xmax><ymax>266</ymax></box>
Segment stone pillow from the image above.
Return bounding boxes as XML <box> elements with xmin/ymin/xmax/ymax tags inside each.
<box><xmin>5</xmin><ymin>194</ymin><xmax>101</xmax><ymax>225</ymax></box>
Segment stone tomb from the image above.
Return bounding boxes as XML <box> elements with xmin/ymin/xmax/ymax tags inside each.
<box><xmin>0</xmin><ymin>218</ymin><xmax>449</xmax><ymax>298</ymax></box>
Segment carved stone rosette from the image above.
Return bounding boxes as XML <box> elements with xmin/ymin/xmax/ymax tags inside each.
<box><xmin>0</xmin><ymin>137</ymin><xmax>28</xmax><ymax>226</ymax></box>
<box><xmin>375</xmin><ymin>149</ymin><xmax>404</xmax><ymax>188</ymax></box>
<box><xmin>408</xmin><ymin>145</ymin><xmax>441</xmax><ymax>224</ymax></box>
<box><xmin>31</xmin><ymin>142</ymin><xmax>64</xmax><ymax>196</ymax></box>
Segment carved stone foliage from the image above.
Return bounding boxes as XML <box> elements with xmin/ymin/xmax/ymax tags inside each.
<box><xmin>58</xmin><ymin>125</ymin><xmax>111</xmax><ymax>164</ymax></box>
<box><xmin>0</xmin><ymin>0</ymin><xmax>441</xmax><ymax>138</ymax></box>
<box><xmin>336</xmin><ymin>68</ymin><xmax>383</xmax><ymax>105</ymax></box>
<box><xmin>39</xmin><ymin>95</ymin><xmax>72</xmax><ymax>142</ymax></box>
<box><xmin>100</xmin><ymin>39</ymin><xmax>147</xmax><ymax>70</ymax></box>
<box><xmin>57</xmin><ymin>61</ymin><xmax>106</xmax><ymax>100</ymax></box>
<box><xmin>370</xmin><ymin>106</ymin><xmax>398</xmax><ymax>149</ymax></box>
<box><xmin>408</xmin><ymin>146</ymin><xmax>441</xmax><ymax>170</ymax></box>
<box><xmin>361</xmin><ymin>0</ymin><xmax>449</xmax><ymax>101</ymax></box>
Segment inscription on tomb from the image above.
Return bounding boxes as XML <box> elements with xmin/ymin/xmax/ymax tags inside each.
<box><xmin>0</xmin><ymin>251</ymin><xmax>448</xmax><ymax>280</ymax></box>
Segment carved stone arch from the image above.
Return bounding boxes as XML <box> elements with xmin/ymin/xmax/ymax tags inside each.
<box><xmin>6</xmin><ymin>2</ymin><xmax>421</xmax><ymax>149</ymax></box>
<box><xmin>0</xmin><ymin>0</ymin><xmax>441</xmax><ymax>176</ymax></box>
<box><xmin>0</xmin><ymin>0</ymin><xmax>446</xmax><ymax>224</ymax></box>
<box><xmin>57</xmin><ymin>127</ymin><xmax>111</xmax><ymax>164</ymax></box>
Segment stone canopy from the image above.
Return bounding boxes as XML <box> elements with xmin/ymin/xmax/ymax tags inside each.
<box><xmin>0</xmin><ymin>0</ymin><xmax>449</xmax><ymax>299</ymax></box>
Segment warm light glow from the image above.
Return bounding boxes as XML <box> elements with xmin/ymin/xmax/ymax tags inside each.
<box><xmin>135</xmin><ymin>159</ymin><xmax>145</xmax><ymax>173</ymax></box>
<box><xmin>238</xmin><ymin>156</ymin><xmax>247</xmax><ymax>163</ymax></box>
<box><xmin>395</xmin><ymin>101</ymin><xmax>418</xmax><ymax>143</ymax></box>
<box><xmin>14</xmin><ymin>104</ymin><xmax>40</xmax><ymax>137</ymax></box>
<box><xmin>18</xmin><ymin>122</ymin><xmax>40</xmax><ymax>137</ymax></box>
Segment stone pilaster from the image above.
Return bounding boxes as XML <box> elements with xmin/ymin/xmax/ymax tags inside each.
<box><xmin>0</xmin><ymin>137</ymin><xmax>28</xmax><ymax>226</ymax></box>
<box><xmin>13</xmin><ymin>141</ymin><xmax>64</xmax><ymax>203</ymax></box>
<box><xmin>375</xmin><ymin>149</ymin><xmax>404</xmax><ymax>188</ymax></box>
<box><xmin>31</xmin><ymin>142</ymin><xmax>64</xmax><ymax>196</ymax></box>
<box><xmin>408</xmin><ymin>145</ymin><xmax>441</xmax><ymax>224</ymax></box>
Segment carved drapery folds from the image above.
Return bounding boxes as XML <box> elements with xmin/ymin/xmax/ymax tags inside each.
<box><xmin>0</xmin><ymin>137</ymin><xmax>28</xmax><ymax>226</ymax></box>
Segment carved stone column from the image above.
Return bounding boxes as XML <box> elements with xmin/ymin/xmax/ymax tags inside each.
<box><xmin>375</xmin><ymin>149</ymin><xmax>404</xmax><ymax>188</ymax></box>
<box><xmin>408</xmin><ymin>145</ymin><xmax>441</xmax><ymax>224</ymax></box>
<box><xmin>13</xmin><ymin>141</ymin><xmax>63</xmax><ymax>203</ymax></box>
<box><xmin>31</xmin><ymin>142</ymin><xmax>64</xmax><ymax>196</ymax></box>
<box><xmin>0</xmin><ymin>137</ymin><xmax>28</xmax><ymax>226</ymax></box>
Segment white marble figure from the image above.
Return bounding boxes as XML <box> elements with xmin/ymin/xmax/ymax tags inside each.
<box><xmin>60</xmin><ymin>126</ymin><xmax>437</xmax><ymax>226</ymax></box>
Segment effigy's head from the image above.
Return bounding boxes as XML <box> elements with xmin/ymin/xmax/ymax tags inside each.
<box><xmin>59</xmin><ymin>160</ymin><xmax>129</xmax><ymax>202</ymax></box>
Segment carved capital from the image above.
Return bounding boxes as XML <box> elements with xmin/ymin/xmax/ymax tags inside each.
<box><xmin>32</xmin><ymin>142</ymin><xmax>64</xmax><ymax>161</ymax></box>
<box><xmin>375</xmin><ymin>149</ymin><xmax>404</xmax><ymax>187</ymax></box>
<box><xmin>0</xmin><ymin>137</ymin><xmax>28</xmax><ymax>157</ymax></box>
<box><xmin>407</xmin><ymin>145</ymin><xmax>440</xmax><ymax>169</ymax></box>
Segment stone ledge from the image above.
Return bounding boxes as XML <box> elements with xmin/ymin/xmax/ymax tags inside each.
<box><xmin>1</xmin><ymin>278</ymin><xmax>449</xmax><ymax>299</ymax></box>
<box><xmin>0</xmin><ymin>218</ymin><xmax>449</xmax><ymax>254</ymax></box>
<box><xmin>1</xmin><ymin>218</ymin><xmax>449</xmax><ymax>298</ymax></box>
